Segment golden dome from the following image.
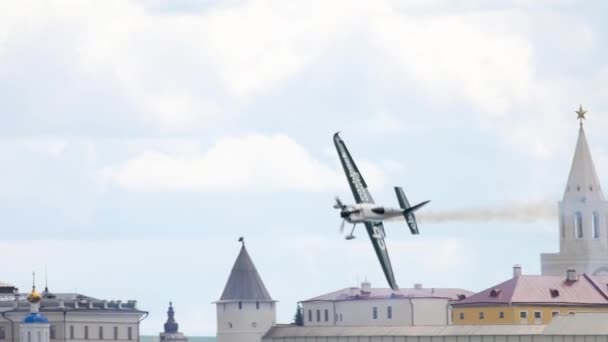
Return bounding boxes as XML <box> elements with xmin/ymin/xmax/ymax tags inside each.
<box><xmin>27</xmin><ymin>287</ymin><xmax>42</xmax><ymax>304</ymax></box>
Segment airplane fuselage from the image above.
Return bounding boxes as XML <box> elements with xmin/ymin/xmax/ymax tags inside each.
<box><xmin>342</xmin><ymin>203</ymin><xmax>404</xmax><ymax>223</ymax></box>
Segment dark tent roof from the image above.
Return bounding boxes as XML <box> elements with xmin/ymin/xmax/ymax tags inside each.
<box><xmin>219</xmin><ymin>245</ymin><xmax>273</xmax><ymax>302</ymax></box>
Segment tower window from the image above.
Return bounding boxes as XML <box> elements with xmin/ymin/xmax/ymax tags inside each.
<box><xmin>228</xmin><ymin>322</ymin><xmax>232</xmax><ymax>328</ymax></box>
<box><xmin>308</xmin><ymin>310</ymin><xmax>312</xmax><ymax>322</ymax></box>
<box><xmin>238</xmin><ymin>301</ymin><xmax>242</xmax><ymax>310</ymax></box>
<box><xmin>593</xmin><ymin>212</ymin><xmax>600</xmax><ymax>238</ymax></box>
<box><xmin>256</xmin><ymin>301</ymin><xmax>259</xmax><ymax>310</ymax></box>
<box><xmin>316</xmin><ymin>309</ymin><xmax>320</xmax><ymax>322</ymax></box>
<box><xmin>387</xmin><ymin>306</ymin><xmax>393</xmax><ymax>319</ymax></box>
<box><xmin>575</xmin><ymin>212</ymin><xmax>583</xmax><ymax>238</ymax></box>
<box><xmin>324</xmin><ymin>309</ymin><xmax>328</xmax><ymax>322</ymax></box>
<box><xmin>372</xmin><ymin>307</ymin><xmax>378</xmax><ymax>319</ymax></box>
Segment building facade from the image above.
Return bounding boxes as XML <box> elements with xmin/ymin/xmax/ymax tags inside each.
<box><xmin>0</xmin><ymin>282</ymin><xmax>146</xmax><ymax>342</ymax></box>
<box><xmin>541</xmin><ymin>108</ymin><xmax>608</xmax><ymax>275</ymax></box>
<box><xmin>301</xmin><ymin>282</ymin><xmax>472</xmax><ymax>327</ymax></box>
<box><xmin>452</xmin><ymin>265</ymin><xmax>608</xmax><ymax>325</ymax></box>
<box><xmin>215</xmin><ymin>241</ymin><xmax>276</xmax><ymax>342</ymax></box>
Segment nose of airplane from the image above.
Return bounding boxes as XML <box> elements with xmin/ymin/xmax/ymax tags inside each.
<box><xmin>340</xmin><ymin>210</ymin><xmax>350</xmax><ymax>218</ymax></box>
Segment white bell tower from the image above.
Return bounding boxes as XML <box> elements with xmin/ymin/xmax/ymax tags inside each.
<box><xmin>215</xmin><ymin>238</ymin><xmax>277</xmax><ymax>342</ymax></box>
<box><xmin>542</xmin><ymin>106</ymin><xmax>608</xmax><ymax>275</ymax></box>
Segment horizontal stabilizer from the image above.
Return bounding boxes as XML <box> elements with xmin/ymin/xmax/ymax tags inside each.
<box><xmin>394</xmin><ymin>187</ymin><xmax>430</xmax><ymax>235</ymax></box>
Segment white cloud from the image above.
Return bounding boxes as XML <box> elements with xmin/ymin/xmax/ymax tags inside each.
<box><xmin>101</xmin><ymin>134</ymin><xmax>387</xmax><ymax>192</ymax></box>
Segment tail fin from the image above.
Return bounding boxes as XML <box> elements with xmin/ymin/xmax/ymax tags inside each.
<box><xmin>395</xmin><ymin>187</ymin><xmax>430</xmax><ymax>235</ymax></box>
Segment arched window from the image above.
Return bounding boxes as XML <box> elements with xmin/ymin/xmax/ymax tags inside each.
<box><xmin>575</xmin><ymin>212</ymin><xmax>583</xmax><ymax>238</ymax></box>
<box><xmin>593</xmin><ymin>212</ymin><xmax>600</xmax><ymax>238</ymax></box>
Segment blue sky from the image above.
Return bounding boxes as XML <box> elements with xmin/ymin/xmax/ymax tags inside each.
<box><xmin>2</xmin><ymin>0</ymin><xmax>608</xmax><ymax>336</ymax></box>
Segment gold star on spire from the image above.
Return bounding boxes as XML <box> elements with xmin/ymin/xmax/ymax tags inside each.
<box><xmin>576</xmin><ymin>105</ymin><xmax>587</xmax><ymax>126</ymax></box>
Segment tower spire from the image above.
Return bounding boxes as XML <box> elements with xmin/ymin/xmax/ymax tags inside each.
<box><xmin>564</xmin><ymin>105</ymin><xmax>603</xmax><ymax>201</ymax></box>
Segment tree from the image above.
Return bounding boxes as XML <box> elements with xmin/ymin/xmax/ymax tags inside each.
<box><xmin>292</xmin><ymin>303</ymin><xmax>304</xmax><ymax>326</ymax></box>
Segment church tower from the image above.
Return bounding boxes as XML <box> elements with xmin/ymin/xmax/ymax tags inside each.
<box><xmin>215</xmin><ymin>239</ymin><xmax>276</xmax><ymax>342</ymax></box>
<box><xmin>20</xmin><ymin>281</ymin><xmax>50</xmax><ymax>342</ymax></box>
<box><xmin>159</xmin><ymin>302</ymin><xmax>187</xmax><ymax>342</ymax></box>
<box><xmin>541</xmin><ymin>106</ymin><xmax>608</xmax><ymax>275</ymax></box>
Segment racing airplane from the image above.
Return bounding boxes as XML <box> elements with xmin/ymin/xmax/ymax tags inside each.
<box><xmin>333</xmin><ymin>132</ymin><xmax>430</xmax><ymax>290</ymax></box>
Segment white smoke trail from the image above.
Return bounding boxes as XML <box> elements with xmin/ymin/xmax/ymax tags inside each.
<box><xmin>416</xmin><ymin>200</ymin><xmax>557</xmax><ymax>223</ymax></box>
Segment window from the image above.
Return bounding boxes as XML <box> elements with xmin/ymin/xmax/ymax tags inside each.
<box><xmin>339</xmin><ymin>314</ymin><xmax>343</xmax><ymax>321</ymax></box>
<box><xmin>569</xmin><ymin>312</ymin><xmax>575</xmax><ymax>315</ymax></box>
<box><xmin>520</xmin><ymin>311</ymin><xmax>528</xmax><ymax>318</ymax></box>
<box><xmin>27</xmin><ymin>332</ymin><xmax>31</xmax><ymax>342</ymax></box>
<box><xmin>593</xmin><ymin>212</ymin><xmax>600</xmax><ymax>238</ymax></box>
<box><xmin>252</xmin><ymin>322</ymin><xmax>257</xmax><ymax>328</ymax></box>
<box><xmin>479</xmin><ymin>312</ymin><xmax>485</xmax><ymax>320</ymax></box>
<box><xmin>85</xmin><ymin>326</ymin><xmax>89</xmax><ymax>340</ymax></box>
<box><xmin>387</xmin><ymin>306</ymin><xmax>393</xmax><ymax>319</ymax></box>
<box><xmin>127</xmin><ymin>327</ymin><xmax>132</xmax><ymax>341</ymax></box>
<box><xmin>324</xmin><ymin>309</ymin><xmax>329</xmax><ymax>322</ymax></box>
<box><xmin>228</xmin><ymin>322</ymin><xmax>233</xmax><ymax>328</ymax></box>
<box><xmin>256</xmin><ymin>301</ymin><xmax>259</xmax><ymax>310</ymax></box>
<box><xmin>372</xmin><ymin>307</ymin><xmax>378</xmax><ymax>319</ymax></box>
<box><xmin>113</xmin><ymin>327</ymin><xmax>118</xmax><ymax>340</ymax></box>
<box><xmin>534</xmin><ymin>312</ymin><xmax>541</xmax><ymax>319</ymax></box>
<box><xmin>50</xmin><ymin>326</ymin><xmax>56</xmax><ymax>339</ymax></box>
<box><xmin>238</xmin><ymin>301</ymin><xmax>242</xmax><ymax>310</ymax></box>
<box><xmin>70</xmin><ymin>326</ymin><xmax>74</xmax><ymax>339</ymax></box>
<box><xmin>0</xmin><ymin>327</ymin><xmax>5</xmax><ymax>340</ymax></box>
<box><xmin>37</xmin><ymin>332</ymin><xmax>41</xmax><ymax>342</ymax></box>
<box><xmin>316</xmin><ymin>309</ymin><xmax>320</xmax><ymax>322</ymax></box>
<box><xmin>499</xmin><ymin>312</ymin><xmax>504</xmax><ymax>319</ymax></box>
<box><xmin>308</xmin><ymin>310</ymin><xmax>312</xmax><ymax>322</ymax></box>
<box><xmin>552</xmin><ymin>311</ymin><xmax>559</xmax><ymax>317</ymax></box>
<box><xmin>459</xmin><ymin>312</ymin><xmax>464</xmax><ymax>320</ymax></box>
<box><xmin>575</xmin><ymin>212</ymin><xmax>583</xmax><ymax>238</ymax></box>
<box><xmin>99</xmin><ymin>327</ymin><xmax>104</xmax><ymax>340</ymax></box>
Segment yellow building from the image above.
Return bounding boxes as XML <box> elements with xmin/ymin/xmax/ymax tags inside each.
<box><xmin>452</xmin><ymin>265</ymin><xmax>608</xmax><ymax>325</ymax></box>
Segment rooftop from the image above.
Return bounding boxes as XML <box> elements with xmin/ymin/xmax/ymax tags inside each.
<box><xmin>302</xmin><ymin>283</ymin><xmax>473</xmax><ymax>302</ymax></box>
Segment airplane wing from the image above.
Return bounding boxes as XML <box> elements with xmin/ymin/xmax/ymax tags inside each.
<box><xmin>333</xmin><ymin>132</ymin><xmax>374</xmax><ymax>204</ymax></box>
<box><xmin>364</xmin><ymin>221</ymin><xmax>398</xmax><ymax>290</ymax></box>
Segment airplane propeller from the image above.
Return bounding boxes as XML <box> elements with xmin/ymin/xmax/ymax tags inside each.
<box><xmin>339</xmin><ymin>219</ymin><xmax>346</xmax><ymax>233</ymax></box>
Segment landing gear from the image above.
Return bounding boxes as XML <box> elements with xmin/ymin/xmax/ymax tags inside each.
<box><xmin>345</xmin><ymin>224</ymin><xmax>357</xmax><ymax>240</ymax></box>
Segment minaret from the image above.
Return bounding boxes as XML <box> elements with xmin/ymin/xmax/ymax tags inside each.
<box><xmin>215</xmin><ymin>238</ymin><xmax>276</xmax><ymax>342</ymax></box>
<box><xmin>159</xmin><ymin>302</ymin><xmax>188</xmax><ymax>342</ymax></box>
<box><xmin>20</xmin><ymin>276</ymin><xmax>50</xmax><ymax>342</ymax></box>
<box><xmin>542</xmin><ymin>106</ymin><xmax>608</xmax><ymax>275</ymax></box>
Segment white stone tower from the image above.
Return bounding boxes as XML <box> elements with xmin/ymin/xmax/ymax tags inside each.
<box><xmin>215</xmin><ymin>238</ymin><xmax>276</xmax><ymax>342</ymax></box>
<box><xmin>542</xmin><ymin>106</ymin><xmax>608</xmax><ymax>275</ymax></box>
<box><xmin>20</xmin><ymin>282</ymin><xmax>50</xmax><ymax>342</ymax></box>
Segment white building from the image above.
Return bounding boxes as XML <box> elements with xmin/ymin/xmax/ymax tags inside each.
<box><xmin>301</xmin><ymin>282</ymin><xmax>472</xmax><ymax>327</ymax></box>
<box><xmin>0</xmin><ymin>282</ymin><xmax>146</xmax><ymax>342</ymax></box>
<box><xmin>541</xmin><ymin>107</ymin><xmax>608</xmax><ymax>275</ymax></box>
<box><xmin>261</xmin><ymin>312</ymin><xmax>608</xmax><ymax>342</ymax></box>
<box><xmin>215</xmin><ymin>241</ymin><xmax>276</xmax><ymax>342</ymax></box>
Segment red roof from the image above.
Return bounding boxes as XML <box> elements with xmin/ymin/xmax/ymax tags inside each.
<box><xmin>454</xmin><ymin>274</ymin><xmax>608</xmax><ymax>306</ymax></box>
